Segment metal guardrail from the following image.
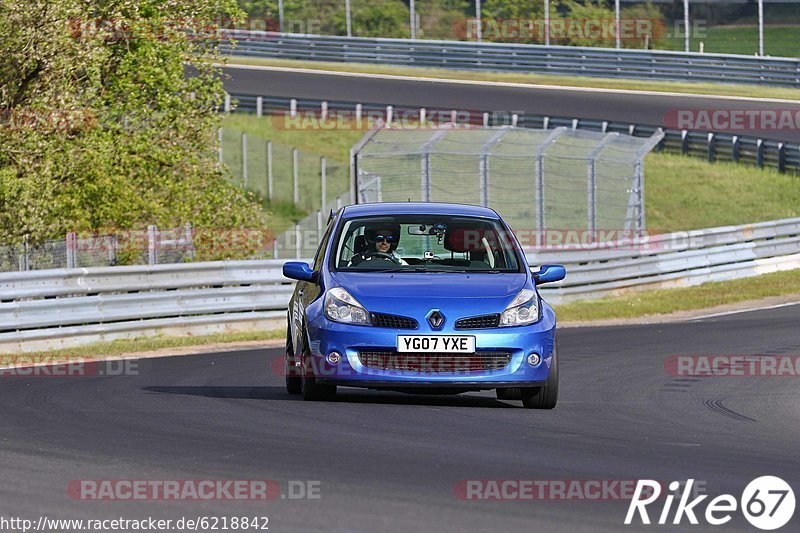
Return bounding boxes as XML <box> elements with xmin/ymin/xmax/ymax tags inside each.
<box><xmin>221</xmin><ymin>31</ymin><xmax>800</xmax><ymax>88</ymax></box>
<box><xmin>0</xmin><ymin>261</ymin><xmax>292</xmax><ymax>353</ymax></box>
<box><xmin>3</xmin><ymin>218</ymin><xmax>800</xmax><ymax>352</ymax></box>
<box><xmin>228</xmin><ymin>93</ymin><xmax>800</xmax><ymax>175</ymax></box>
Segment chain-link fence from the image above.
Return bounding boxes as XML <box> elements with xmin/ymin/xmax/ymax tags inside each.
<box><xmin>219</xmin><ymin>127</ymin><xmax>350</xmax><ymax>213</ymax></box>
<box><xmin>0</xmin><ymin>226</ymin><xmax>197</xmax><ymax>273</ymax></box>
<box><xmin>353</xmin><ymin>125</ymin><xmax>664</xmax><ymax>241</ymax></box>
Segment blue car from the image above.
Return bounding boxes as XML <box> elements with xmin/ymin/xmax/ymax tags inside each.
<box><xmin>282</xmin><ymin>202</ymin><xmax>566</xmax><ymax>409</ymax></box>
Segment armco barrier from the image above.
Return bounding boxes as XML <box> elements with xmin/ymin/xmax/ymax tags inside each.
<box><xmin>220</xmin><ymin>31</ymin><xmax>800</xmax><ymax>88</ymax></box>
<box><xmin>226</xmin><ymin>94</ymin><xmax>800</xmax><ymax>175</ymax></box>
<box><xmin>2</xmin><ymin>218</ymin><xmax>800</xmax><ymax>353</ymax></box>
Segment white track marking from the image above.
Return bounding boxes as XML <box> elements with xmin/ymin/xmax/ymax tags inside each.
<box><xmin>222</xmin><ymin>63</ymin><xmax>800</xmax><ymax>105</ymax></box>
<box><xmin>688</xmin><ymin>300</ymin><xmax>800</xmax><ymax>321</ymax></box>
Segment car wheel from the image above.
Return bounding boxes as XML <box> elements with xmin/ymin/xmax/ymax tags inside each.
<box><xmin>299</xmin><ymin>329</ymin><xmax>336</xmax><ymax>401</ymax></box>
<box><xmin>521</xmin><ymin>342</ymin><xmax>559</xmax><ymax>410</ymax></box>
<box><xmin>285</xmin><ymin>323</ymin><xmax>301</xmax><ymax>395</ymax></box>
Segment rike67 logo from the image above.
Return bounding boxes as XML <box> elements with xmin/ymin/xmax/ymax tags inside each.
<box><xmin>625</xmin><ymin>477</ymin><xmax>795</xmax><ymax>530</ymax></box>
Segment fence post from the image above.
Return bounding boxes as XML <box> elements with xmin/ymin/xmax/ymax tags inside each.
<box><xmin>321</xmin><ymin>156</ymin><xmax>327</xmax><ymax>210</ymax></box>
<box><xmin>321</xmin><ymin>101</ymin><xmax>328</xmax><ymax>120</ymax></box>
<box><xmin>757</xmin><ymin>139</ymin><xmax>765</xmax><ymax>167</ymax></box>
<box><xmin>420</xmin><ymin>107</ymin><xmax>426</xmax><ymax>127</ymax></box>
<box><xmin>293</xmin><ymin>148</ymin><xmax>299</xmax><ymax>206</ymax></box>
<box><xmin>636</xmin><ymin>161</ymin><xmax>645</xmax><ymax>234</ymax></box>
<box><xmin>19</xmin><ymin>235</ymin><xmax>30</xmax><ymax>271</ymax></box>
<box><xmin>147</xmin><ymin>225</ymin><xmax>158</xmax><ymax>265</ymax></box>
<box><xmin>217</xmin><ymin>127</ymin><xmax>223</xmax><ymax>164</ymax></box>
<box><xmin>681</xmin><ymin>130</ymin><xmax>689</xmax><ymax>154</ymax></box>
<box><xmin>272</xmin><ymin>238</ymin><xmax>279</xmax><ymax>259</ymax></box>
<box><xmin>316</xmin><ymin>210</ymin><xmax>323</xmax><ymax>243</ymax></box>
<box><xmin>224</xmin><ymin>93</ymin><xmax>231</xmax><ymax>113</ymax></box>
<box><xmin>479</xmin><ymin>129</ymin><xmax>510</xmax><ymax>208</ymax></box>
<box><xmin>242</xmin><ymin>132</ymin><xmax>248</xmax><ymax>187</ymax></box>
<box><xmin>290</xmin><ymin>98</ymin><xmax>297</xmax><ymax>119</ymax></box>
<box><xmin>266</xmin><ymin>141</ymin><xmax>273</xmax><ymax>201</ymax></box>
<box><xmin>587</xmin><ymin>160</ymin><xmax>597</xmax><ymax>241</ymax></box>
<box><xmin>778</xmin><ymin>142</ymin><xmax>787</xmax><ymax>173</ymax></box>
<box><xmin>256</xmin><ymin>96</ymin><xmax>263</xmax><ymax>117</ymax></box>
<box><xmin>66</xmin><ymin>231</ymin><xmax>77</xmax><ymax>269</ymax></box>
<box><xmin>184</xmin><ymin>222</ymin><xmax>196</xmax><ymax>262</ymax></box>
<box><xmin>294</xmin><ymin>223</ymin><xmax>301</xmax><ymax>259</ymax></box>
<box><xmin>587</xmin><ymin>133</ymin><xmax>618</xmax><ymax>243</ymax></box>
<box><xmin>108</xmin><ymin>235</ymin><xmax>118</xmax><ymax>266</ymax></box>
<box><xmin>349</xmin><ymin>148</ymin><xmax>357</xmax><ymax>204</ymax></box>
<box><xmin>732</xmin><ymin>136</ymin><xmax>740</xmax><ymax>162</ymax></box>
<box><xmin>355</xmin><ymin>103</ymin><xmax>363</xmax><ymax>127</ymax></box>
<box><xmin>707</xmin><ymin>132</ymin><xmax>716</xmax><ymax>162</ymax></box>
<box><xmin>386</xmin><ymin>105</ymin><xmax>393</xmax><ymax>128</ymax></box>
<box><xmin>420</xmin><ymin>130</ymin><xmax>447</xmax><ymax>203</ymax></box>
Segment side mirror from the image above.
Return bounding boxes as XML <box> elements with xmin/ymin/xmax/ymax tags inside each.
<box><xmin>283</xmin><ymin>261</ymin><xmax>318</xmax><ymax>282</ymax></box>
<box><xmin>533</xmin><ymin>264</ymin><xmax>566</xmax><ymax>285</ymax></box>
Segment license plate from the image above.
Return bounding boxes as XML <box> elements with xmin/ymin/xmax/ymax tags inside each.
<box><xmin>397</xmin><ymin>335</ymin><xmax>476</xmax><ymax>353</ymax></box>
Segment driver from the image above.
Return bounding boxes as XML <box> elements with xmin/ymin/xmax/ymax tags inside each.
<box><xmin>349</xmin><ymin>226</ymin><xmax>407</xmax><ymax>266</ymax></box>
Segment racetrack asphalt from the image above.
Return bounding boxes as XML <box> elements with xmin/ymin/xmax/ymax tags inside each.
<box><xmin>1</xmin><ymin>304</ymin><xmax>798</xmax><ymax>532</ymax></box>
<box><xmin>221</xmin><ymin>66</ymin><xmax>800</xmax><ymax>143</ymax></box>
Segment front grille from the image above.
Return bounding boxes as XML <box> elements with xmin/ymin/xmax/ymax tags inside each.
<box><xmin>455</xmin><ymin>314</ymin><xmax>501</xmax><ymax>329</ymax></box>
<box><xmin>358</xmin><ymin>350</ymin><xmax>511</xmax><ymax>372</ymax></box>
<box><xmin>370</xmin><ymin>312</ymin><xmax>419</xmax><ymax>330</ymax></box>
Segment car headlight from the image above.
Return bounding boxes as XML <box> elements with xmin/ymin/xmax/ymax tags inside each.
<box><xmin>324</xmin><ymin>287</ymin><xmax>371</xmax><ymax>325</ymax></box>
<box><xmin>499</xmin><ymin>289</ymin><xmax>539</xmax><ymax>327</ymax></box>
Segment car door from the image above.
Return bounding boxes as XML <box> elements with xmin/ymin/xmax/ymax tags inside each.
<box><xmin>290</xmin><ymin>216</ymin><xmax>336</xmax><ymax>357</ymax></box>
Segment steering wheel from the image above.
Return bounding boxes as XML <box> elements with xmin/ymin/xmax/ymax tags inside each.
<box><xmin>365</xmin><ymin>251</ymin><xmax>399</xmax><ymax>264</ymax></box>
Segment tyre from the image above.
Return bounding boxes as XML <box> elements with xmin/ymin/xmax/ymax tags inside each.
<box><xmin>299</xmin><ymin>329</ymin><xmax>336</xmax><ymax>401</ymax></box>
<box><xmin>285</xmin><ymin>324</ymin><xmax>301</xmax><ymax>395</ymax></box>
<box><xmin>520</xmin><ymin>342</ymin><xmax>559</xmax><ymax>410</ymax></box>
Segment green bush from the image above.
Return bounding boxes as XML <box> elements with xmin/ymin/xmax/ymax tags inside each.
<box><xmin>0</xmin><ymin>0</ymin><xmax>268</xmax><ymax>253</ymax></box>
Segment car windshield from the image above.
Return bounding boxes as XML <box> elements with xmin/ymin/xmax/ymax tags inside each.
<box><xmin>332</xmin><ymin>214</ymin><xmax>522</xmax><ymax>273</ymax></box>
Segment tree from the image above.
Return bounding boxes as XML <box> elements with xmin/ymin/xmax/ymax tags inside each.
<box><xmin>0</xmin><ymin>0</ymin><xmax>267</xmax><ymax>253</ymax></box>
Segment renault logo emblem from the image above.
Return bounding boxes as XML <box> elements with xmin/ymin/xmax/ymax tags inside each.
<box><xmin>427</xmin><ymin>310</ymin><xmax>445</xmax><ymax>329</ymax></box>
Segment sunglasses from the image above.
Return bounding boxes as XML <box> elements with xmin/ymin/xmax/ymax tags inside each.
<box><xmin>373</xmin><ymin>234</ymin><xmax>395</xmax><ymax>244</ymax></box>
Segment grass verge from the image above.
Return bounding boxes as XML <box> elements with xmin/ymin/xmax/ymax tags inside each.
<box><xmin>0</xmin><ymin>329</ymin><xmax>284</xmax><ymax>361</ymax></box>
<box><xmin>646</xmin><ymin>153</ymin><xmax>800</xmax><ymax>231</ymax></box>
<box><xmin>226</xmin><ymin>56</ymin><xmax>800</xmax><ymax>102</ymax></box>
<box><xmin>554</xmin><ymin>269</ymin><xmax>800</xmax><ymax>322</ymax></box>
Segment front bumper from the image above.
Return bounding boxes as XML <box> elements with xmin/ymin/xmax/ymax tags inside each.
<box><xmin>305</xmin><ymin>306</ymin><xmax>557</xmax><ymax>389</ymax></box>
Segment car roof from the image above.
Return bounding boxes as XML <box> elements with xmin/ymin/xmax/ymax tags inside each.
<box><xmin>340</xmin><ymin>202</ymin><xmax>501</xmax><ymax>219</ymax></box>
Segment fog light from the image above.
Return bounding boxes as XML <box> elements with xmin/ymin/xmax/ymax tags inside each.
<box><xmin>527</xmin><ymin>352</ymin><xmax>541</xmax><ymax>366</ymax></box>
<box><xmin>326</xmin><ymin>351</ymin><xmax>342</xmax><ymax>365</ymax></box>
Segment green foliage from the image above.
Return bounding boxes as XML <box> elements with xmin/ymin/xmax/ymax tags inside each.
<box><xmin>0</xmin><ymin>0</ymin><xmax>268</xmax><ymax>250</ymax></box>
